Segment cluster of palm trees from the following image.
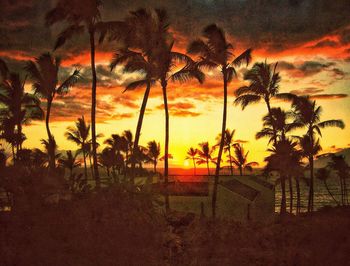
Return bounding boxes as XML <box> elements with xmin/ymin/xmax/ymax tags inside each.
<box><xmin>186</xmin><ymin>129</ymin><xmax>258</xmax><ymax>177</ymax></box>
<box><xmin>0</xmin><ymin>2</ymin><xmax>347</xmax><ymax>217</ymax></box>
<box><xmin>234</xmin><ymin>62</ymin><xmax>345</xmax><ymax>214</ymax></box>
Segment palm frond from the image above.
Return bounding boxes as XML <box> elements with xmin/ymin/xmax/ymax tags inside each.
<box><xmin>231</xmin><ymin>48</ymin><xmax>252</xmax><ymax>67</ymax></box>
<box><xmin>54</xmin><ymin>25</ymin><xmax>85</xmax><ymax>50</ymax></box>
<box><xmin>318</xmin><ymin>119</ymin><xmax>345</xmax><ymax>129</ymax></box>
<box><xmin>234</xmin><ymin>94</ymin><xmax>261</xmax><ymax>110</ymax></box>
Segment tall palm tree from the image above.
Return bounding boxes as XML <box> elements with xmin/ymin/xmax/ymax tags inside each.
<box><xmin>0</xmin><ymin>59</ymin><xmax>43</xmax><ymax>159</ymax></box>
<box><xmin>316</xmin><ymin>167</ymin><xmax>339</xmax><ymax>205</ymax></box>
<box><xmin>216</xmin><ymin>129</ymin><xmax>237</xmax><ymax>175</ymax></box>
<box><xmin>188</xmin><ymin>24</ymin><xmax>251</xmax><ymax>217</ymax></box>
<box><xmin>65</xmin><ymin>116</ymin><xmax>90</xmax><ymax>180</ymax></box>
<box><xmin>25</xmin><ymin>53</ymin><xmax>80</xmax><ymax>170</ymax></box>
<box><xmin>147</xmin><ymin>140</ymin><xmax>160</xmax><ymax>173</ymax></box>
<box><xmin>292</xmin><ymin>96</ymin><xmax>345</xmax><ymax>211</ymax></box>
<box><xmin>186</xmin><ymin>147</ymin><xmax>198</xmax><ymax>175</ymax></box>
<box><xmin>46</xmin><ymin>0</ymin><xmax>106</xmax><ymax>187</ymax></box>
<box><xmin>230</xmin><ymin>143</ymin><xmax>258</xmax><ymax>176</ymax></box>
<box><xmin>234</xmin><ymin>61</ymin><xmax>282</xmax><ymax>145</ymax></box>
<box><xmin>196</xmin><ymin>142</ymin><xmax>215</xmax><ymax>176</ymax></box>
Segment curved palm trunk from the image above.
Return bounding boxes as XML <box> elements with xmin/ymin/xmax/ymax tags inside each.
<box><xmin>89</xmin><ymin>27</ymin><xmax>100</xmax><ymax>189</ymax></box>
<box><xmin>131</xmin><ymin>81</ymin><xmax>151</xmax><ymax>185</ymax></box>
<box><xmin>280</xmin><ymin>176</ymin><xmax>287</xmax><ymax>214</ymax></box>
<box><xmin>161</xmin><ymin>79</ymin><xmax>170</xmax><ymax>212</ymax></box>
<box><xmin>228</xmin><ymin>147</ymin><xmax>234</xmax><ymax>175</ymax></box>
<box><xmin>212</xmin><ymin>70</ymin><xmax>228</xmax><ymax>218</ymax></box>
<box><xmin>46</xmin><ymin>98</ymin><xmax>55</xmax><ymax>170</ymax></box>
<box><xmin>324</xmin><ymin>180</ymin><xmax>339</xmax><ymax>205</ymax></box>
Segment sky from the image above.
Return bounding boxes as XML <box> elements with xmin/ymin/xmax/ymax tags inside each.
<box><xmin>1</xmin><ymin>0</ymin><xmax>350</xmax><ymax>168</ymax></box>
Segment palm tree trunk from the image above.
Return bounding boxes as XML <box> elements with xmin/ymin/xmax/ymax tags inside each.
<box><xmin>212</xmin><ymin>69</ymin><xmax>228</xmax><ymax>218</ymax></box>
<box><xmin>324</xmin><ymin>180</ymin><xmax>339</xmax><ymax>205</ymax></box>
<box><xmin>11</xmin><ymin>144</ymin><xmax>15</xmax><ymax>164</ymax></box>
<box><xmin>46</xmin><ymin>98</ymin><xmax>55</xmax><ymax>170</ymax></box>
<box><xmin>206</xmin><ymin>159</ymin><xmax>210</xmax><ymax>176</ymax></box>
<box><xmin>161</xmin><ymin>79</ymin><xmax>170</xmax><ymax>212</ymax></box>
<box><xmin>288</xmin><ymin>175</ymin><xmax>293</xmax><ymax>213</ymax></box>
<box><xmin>192</xmin><ymin>158</ymin><xmax>196</xmax><ymax>175</ymax></box>
<box><xmin>89</xmin><ymin>154</ymin><xmax>94</xmax><ymax>180</ymax></box>
<box><xmin>228</xmin><ymin>147</ymin><xmax>234</xmax><ymax>175</ymax></box>
<box><xmin>89</xmin><ymin>27</ymin><xmax>100</xmax><ymax>189</ymax></box>
<box><xmin>308</xmin><ymin>156</ymin><xmax>314</xmax><ymax>212</ymax></box>
<box><xmin>266</xmin><ymin>100</ymin><xmax>277</xmax><ymax>146</ymax></box>
<box><xmin>280</xmin><ymin>176</ymin><xmax>287</xmax><ymax>215</ymax></box>
<box><xmin>239</xmin><ymin>166</ymin><xmax>243</xmax><ymax>176</ymax></box>
<box><xmin>153</xmin><ymin>160</ymin><xmax>156</xmax><ymax>173</ymax></box>
<box><xmin>82</xmin><ymin>142</ymin><xmax>88</xmax><ymax>181</ymax></box>
<box><xmin>295</xmin><ymin>177</ymin><xmax>301</xmax><ymax>215</ymax></box>
<box><xmin>131</xmin><ymin>81</ymin><xmax>151</xmax><ymax>185</ymax></box>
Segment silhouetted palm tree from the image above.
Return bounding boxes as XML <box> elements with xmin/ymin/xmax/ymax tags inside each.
<box><xmin>122</xmin><ymin>130</ymin><xmax>133</xmax><ymax>168</ymax></box>
<box><xmin>41</xmin><ymin>137</ymin><xmax>60</xmax><ymax>168</ymax></box>
<box><xmin>216</xmin><ymin>129</ymin><xmax>237</xmax><ymax>175</ymax></box>
<box><xmin>256</xmin><ymin>107</ymin><xmax>301</xmax><ymax>144</ymax></box>
<box><xmin>99</xmin><ymin>147</ymin><xmax>114</xmax><ymax>177</ymax></box>
<box><xmin>196</xmin><ymin>142</ymin><xmax>215</xmax><ymax>176</ymax></box>
<box><xmin>65</xmin><ymin>116</ymin><xmax>90</xmax><ymax>180</ymax></box>
<box><xmin>147</xmin><ymin>140</ymin><xmax>160</xmax><ymax>174</ymax></box>
<box><xmin>25</xmin><ymin>53</ymin><xmax>79</xmax><ymax>170</ymax></box>
<box><xmin>230</xmin><ymin>143</ymin><xmax>258</xmax><ymax>176</ymax></box>
<box><xmin>186</xmin><ymin>147</ymin><xmax>198</xmax><ymax>175</ymax></box>
<box><xmin>234</xmin><ymin>61</ymin><xmax>282</xmax><ymax>144</ymax></box>
<box><xmin>328</xmin><ymin>154</ymin><xmax>349</xmax><ymax>205</ymax></box>
<box><xmin>188</xmin><ymin>24</ymin><xmax>251</xmax><ymax>217</ymax></box>
<box><xmin>316</xmin><ymin>167</ymin><xmax>339</xmax><ymax>205</ymax></box>
<box><xmin>46</xmin><ymin>0</ymin><xmax>106</xmax><ymax>187</ymax></box>
<box><xmin>0</xmin><ymin>59</ymin><xmax>43</xmax><ymax>159</ymax></box>
<box><xmin>265</xmin><ymin>139</ymin><xmax>300</xmax><ymax>214</ymax></box>
<box><xmin>58</xmin><ymin>150</ymin><xmax>81</xmax><ymax>178</ymax></box>
<box><xmin>292</xmin><ymin>96</ymin><xmax>345</xmax><ymax>211</ymax></box>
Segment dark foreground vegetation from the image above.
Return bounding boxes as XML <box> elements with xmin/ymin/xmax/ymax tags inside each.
<box><xmin>1</xmin><ymin>187</ymin><xmax>349</xmax><ymax>266</ymax></box>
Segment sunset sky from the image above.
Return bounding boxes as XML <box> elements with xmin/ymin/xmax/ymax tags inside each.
<box><xmin>1</xmin><ymin>0</ymin><xmax>350</xmax><ymax>167</ymax></box>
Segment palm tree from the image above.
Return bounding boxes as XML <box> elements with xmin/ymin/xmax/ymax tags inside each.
<box><xmin>99</xmin><ymin>147</ymin><xmax>114</xmax><ymax>177</ymax></box>
<box><xmin>230</xmin><ymin>143</ymin><xmax>258</xmax><ymax>176</ymax></box>
<box><xmin>46</xmin><ymin>0</ymin><xmax>106</xmax><ymax>187</ymax></box>
<box><xmin>186</xmin><ymin>147</ymin><xmax>198</xmax><ymax>175</ymax></box>
<box><xmin>265</xmin><ymin>139</ymin><xmax>300</xmax><ymax>214</ymax></box>
<box><xmin>216</xmin><ymin>129</ymin><xmax>237</xmax><ymax>175</ymax></box>
<box><xmin>65</xmin><ymin>116</ymin><xmax>90</xmax><ymax>180</ymax></box>
<box><xmin>196</xmin><ymin>142</ymin><xmax>215</xmax><ymax>176</ymax></box>
<box><xmin>146</xmin><ymin>140</ymin><xmax>160</xmax><ymax>174</ymax></box>
<box><xmin>58</xmin><ymin>150</ymin><xmax>81</xmax><ymax>178</ymax></box>
<box><xmin>188</xmin><ymin>24</ymin><xmax>251</xmax><ymax>217</ymax></box>
<box><xmin>316</xmin><ymin>167</ymin><xmax>339</xmax><ymax>205</ymax></box>
<box><xmin>0</xmin><ymin>59</ymin><xmax>43</xmax><ymax>159</ymax></box>
<box><xmin>25</xmin><ymin>53</ymin><xmax>80</xmax><ymax>170</ymax></box>
<box><xmin>292</xmin><ymin>96</ymin><xmax>345</xmax><ymax>211</ymax></box>
<box><xmin>328</xmin><ymin>154</ymin><xmax>349</xmax><ymax>205</ymax></box>
<box><xmin>122</xmin><ymin>130</ymin><xmax>133</xmax><ymax>168</ymax></box>
<box><xmin>234</xmin><ymin>61</ymin><xmax>282</xmax><ymax>145</ymax></box>
<box><xmin>41</xmin><ymin>137</ymin><xmax>60</xmax><ymax>168</ymax></box>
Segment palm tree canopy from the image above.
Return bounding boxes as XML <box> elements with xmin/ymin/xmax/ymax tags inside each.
<box><xmin>147</xmin><ymin>140</ymin><xmax>160</xmax><ymax>161</ymax></box>
<box><xmin>188</xmin><ymin>24</ymin><xmax>251</xmax><ymax>81</ymax></box>
<box><xmin>186</xmin><ymin>147</ymin><xmax>197</xmax><ymax>159</ymax></box>
<box><xmin>65</xmin><ymin>116</ymin><xmax>90</xmax><ymax>146</ymax></box>
<box><xmin>234</xmin><ymin>61</ymin><xmax>280</xmax><ymax>109</ymax></box>
<box><xmin>25</xmin><ymin>53</ymin><xmax>80</xmax><ymax>100</ymax></box>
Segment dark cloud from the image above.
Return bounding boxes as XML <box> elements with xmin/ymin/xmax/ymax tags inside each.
<box><xmin>307</xmin><ymin>39</ymin><xmax>338</xmax><ymax>49</ymax></box>
<box><xmin>1</xmin><ymin>0</ymin><xmax>350</xmax><ymax>58</ymax></box>
<box><xmin>278</xmin><ymin>60</ymin><xmax>341</xmax><ymax>78</ymax></box>
<box><xmin>309</xmin><ymin>93</ymin><xmax>348</xmax><ymax>100</ymax></box>
<box><xmin>289</xmin><ymin>87</ymin><xmax>324</xmax><ymax>95</ymax></box>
